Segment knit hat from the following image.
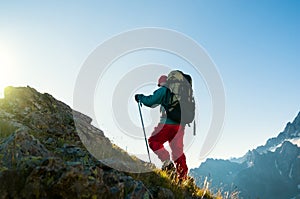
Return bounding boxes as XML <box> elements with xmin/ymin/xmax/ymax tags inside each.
<box><xmin>158</xmin><ymin>75</ymin><xmax>167</xmax><ymax>86</ymax></box>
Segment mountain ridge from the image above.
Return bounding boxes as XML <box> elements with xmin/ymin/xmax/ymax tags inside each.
<box><xmin>255</xmin><ymin>112</ymin><xmax>300</xmax><ymax>154</ymax></box>
<box><xmin>191</xmin><ymin>111</ymin><xmax>300</xmax><ymax>199</ymax></box>
<box><xmin>230</xmin><ymin>111</ymin><xmax>300</xmax><ymax>165</ymax></box>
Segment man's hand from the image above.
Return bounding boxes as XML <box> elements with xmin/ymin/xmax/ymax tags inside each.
<box><xmin>135</xmin><ymin>94</ymin><xmax>143</xmax><ymax>103</ymax></box>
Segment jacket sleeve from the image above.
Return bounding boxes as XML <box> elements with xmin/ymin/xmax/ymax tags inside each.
<box><xmin>140</xmin><ymin>87</ymin><xmax>166</xmax><ymax>107</ymax></box>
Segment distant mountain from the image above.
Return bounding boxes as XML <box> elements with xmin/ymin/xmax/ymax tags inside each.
<box><xmin>190</xmin><ymin>112</ymin><xmax>300</xmax><ymax>199</ymax></box>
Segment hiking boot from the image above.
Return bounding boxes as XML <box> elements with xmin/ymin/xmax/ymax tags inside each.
<box><xmin>161</xmin><ymin>160</ymin><xmax>175</xmax><ymax>171</ymax></box>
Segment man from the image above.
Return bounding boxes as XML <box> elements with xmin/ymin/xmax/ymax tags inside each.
<box><xmin>135</xmin><ymin>75</ymin><xmax>188</xmax><ymax>180</ymax></box>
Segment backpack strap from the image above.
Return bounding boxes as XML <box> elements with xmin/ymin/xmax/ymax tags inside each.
<box><xmin>161</xmin><ymin>87</ymin><xmax>171</xmax><ymax>110</ymax></box>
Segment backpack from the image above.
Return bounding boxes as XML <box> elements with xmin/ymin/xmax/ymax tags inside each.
<box><xmin>162</xmin><ymin>70</ymin><xmax>195</xmax><ymax>125</ymax></box>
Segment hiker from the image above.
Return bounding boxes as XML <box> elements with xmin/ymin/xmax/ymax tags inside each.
<box><xmin>135</xmin><ymin>74</ymin><xmax>189</xmax><ymax>180</ymax></box>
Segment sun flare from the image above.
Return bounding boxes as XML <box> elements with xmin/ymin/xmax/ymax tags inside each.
<box><xmin>0</xmin><ymin>72</ymin><xmax>10</xmax><ymax>98</ymax></box>
<box><xmin>0</xmin><ymin>48</ymin><xmax>16</xmax><ymax>98</ymax></box>
<box><xmin>0</xmin><ymin>67</ymin><xmax>15</xmax><ymax>98</ymax></box>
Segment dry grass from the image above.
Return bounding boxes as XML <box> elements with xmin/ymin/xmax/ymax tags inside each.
<box><xmin>0</xmin><ymin>120</ymin><xmax>17</xmax><ymax>138</ymax></box>
<box><xmin>128</xmin><ymin>168</ymin><xmax>221</xmax><ymax>199</ymax></box>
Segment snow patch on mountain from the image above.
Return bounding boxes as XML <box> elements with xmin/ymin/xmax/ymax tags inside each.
<box><xmin>268</xmin><ymin>138</ymin><xmax>300</xmax><ymax>152</ymax></box>
<box><xmin>289</xmin><ymin>138</ymin><xmax>300</xmax><ymax>147</ymax></box>
<box><xmin>275</xmin><ymin>160</ymin><xmax>282</xmax><ymax>175</ymax></box>
<box><xmin>289</xmin><ymin>164</ymin><xmax>293</xmax><ymax>179</ymax></box>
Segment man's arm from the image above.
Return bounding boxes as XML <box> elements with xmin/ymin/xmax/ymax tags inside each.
<box><xmin>138</xmin><ymin>87</ymin><xmax>166</xmax><ymax>107</ymax></box>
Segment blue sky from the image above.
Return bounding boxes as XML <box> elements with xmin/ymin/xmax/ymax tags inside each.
<box><xmin>0</xmin><ymin>1</ymin><xmax>299</xmax><ymax>168</ymax></box>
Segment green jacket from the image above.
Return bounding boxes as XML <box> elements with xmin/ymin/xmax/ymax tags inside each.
<box><xmin>139</xmin><ymin>86</ymin><xmax>179</xmax><ymax>125</ymax></box>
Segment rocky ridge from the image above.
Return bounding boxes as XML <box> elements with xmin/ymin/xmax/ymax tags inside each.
<box><xmin>256</xmin><ymin>112</ymin><xmax>300</xmax><ymax>154</ymax></box>
<box><xmin>0</xmin><ymin>86</ymin><xmax>212</xmax><ymax>199</ymax></box>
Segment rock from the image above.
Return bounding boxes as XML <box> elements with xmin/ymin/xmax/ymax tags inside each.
<box><xmin>157</xmin><ymin>187</ymin><xmax>175</xmax><ymax>199</ymax></box>
<box><xmin>0</xmin><ymin>130</ymin><xmax>50</xmax><ymax>169</ymax></box>
<box><xmin>124</xmin><ymin>180</ymin><xmax>150</xmax><ymax>199</ymax></box>
<box><xmin>0</xmin><ymin>169</ymin><xmax>26</xmax><ymax>199</ymax></box>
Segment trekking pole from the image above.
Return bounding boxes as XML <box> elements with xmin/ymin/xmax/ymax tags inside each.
<box><xmin>137</xmin><ymin>102</ymin><xmax>151</xmax><ymax>163</ymax></box>
<box><xmin>193</xmin><ymin>120</ymin><xmax>196</xmax><ymax>136</ymax></box>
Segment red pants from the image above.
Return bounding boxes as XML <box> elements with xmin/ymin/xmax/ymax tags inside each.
<box><xmin>148</xmin><ymin>123</ymin><xmax>188</xmax><ymax>179</ymax></box>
